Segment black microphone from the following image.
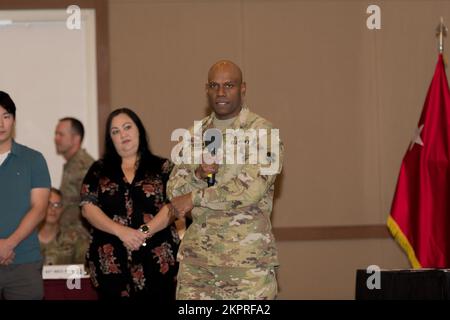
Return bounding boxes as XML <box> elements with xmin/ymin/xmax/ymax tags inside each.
<box><xmin>206</xmin><ymin>142</ymin><xmax>217</xmax><ymax>187</ymax></box>
<box><xmin>206</xmin><ymin>172</ymin><xmax>215</xmax><ymax>187</ymax></box>
<box><xmin>204</xmin><ymin>129</ymin><xmax>222</xmax><ymax>187</ymax></box>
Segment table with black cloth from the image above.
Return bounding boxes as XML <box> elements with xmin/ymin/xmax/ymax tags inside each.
<box><xmin>355</xmin><ymin>269</ymin><xmax>450</xmax><ymax>300</ymax></box>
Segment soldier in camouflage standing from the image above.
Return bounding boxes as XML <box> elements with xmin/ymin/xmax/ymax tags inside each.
<box><xmin>54</xmin><ymin>117</ymin><xmax>94</xmax><ymax>236</ymax></box>
<box><xmin>167</xmin><ymin>60</ymin><xmax>283</xmax><ymax>299</ymax></box>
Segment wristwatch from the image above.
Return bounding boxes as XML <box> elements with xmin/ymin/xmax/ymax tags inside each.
<box><xmin>139</xmin><ymin>224</ymin><xmax>150</xmax><ymax>247</ymax></box>
<box><xmin>139</xmin><ymin>224</ymin><xmax>150</xmax><ymax>234</ymax></box>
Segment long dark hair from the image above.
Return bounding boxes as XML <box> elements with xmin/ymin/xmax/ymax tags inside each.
<box><xmin>103</xmin><ymin>108</ymin><xmax>162</xmax><ymax>174</ymax></box>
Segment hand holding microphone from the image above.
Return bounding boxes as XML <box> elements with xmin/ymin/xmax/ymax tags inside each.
<box><xmin>195</xmin><ymin>162</ymin><xmax>219</xmax><ymax>184</ymax></box>
<box><xmin>199</xmin><ymin>128</ymin><xmax>222</xmax><ymax>186</ymax></box>
<box><xmin>204</xmin><ymin>152</ymin><xmax>218</xmax><ymax>187</ymax></box>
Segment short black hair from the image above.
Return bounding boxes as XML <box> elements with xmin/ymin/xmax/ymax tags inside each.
<box><xmin>59</xmin><ymin>117</ymin><xmax>85</xmax><ymax>142</ymax></box>
<box><xmin>0</xmin><ymin>91</ymin><xmax>16</xmax><ymax>118</ymax></box>
<box><xmin>50</xmin><ymin>187</ymin><xmax>63</xmax><ymax>198</ymax></box>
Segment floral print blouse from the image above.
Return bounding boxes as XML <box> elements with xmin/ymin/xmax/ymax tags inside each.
<box><xmin>80</xmin><ymin>157</ymin><xmax>179</xmax><ymax>299</ymax></box>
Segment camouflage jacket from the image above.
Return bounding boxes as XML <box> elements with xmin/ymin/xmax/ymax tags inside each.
<box><xmin>40</xmin><ymin>226</ymin><xmax>90</xmax><ymax>265</ymax></box>
<box><xmin>60</xmin><ymin>148</ymin><xmax>94</xmax><ymax>231</ymax></box>
<box><xmin>167</xmin><ymin>106</ymin><xmax>283</xmax><ymax>268</ymax></box>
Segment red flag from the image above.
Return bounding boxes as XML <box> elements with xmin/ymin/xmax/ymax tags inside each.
<box><xmin>388</xmin><ymin>54</ymin><xmax>450</xmax><ymax>268</ymax></box>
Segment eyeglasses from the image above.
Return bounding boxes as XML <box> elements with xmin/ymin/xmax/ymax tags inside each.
<box><xmin>48</xmin><ymin>201</ymin><xmax>63</xmax><ymax>209</ymax></box>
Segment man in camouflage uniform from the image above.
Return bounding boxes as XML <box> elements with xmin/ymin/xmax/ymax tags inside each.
<box><xmin>167</xmin><ymin>60</ymin><xmax>283</xmax><ymax>299</ymax></box>
<box><xmin>54</xmin><ymin>118</ymin><xmax>94</xmax><ymax>236</ymax></box>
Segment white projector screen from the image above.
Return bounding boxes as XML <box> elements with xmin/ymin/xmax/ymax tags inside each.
<box><xmin>0</xmin><ymin>9</ymin><xmax>99</xmax><ymax>188</ymax></box>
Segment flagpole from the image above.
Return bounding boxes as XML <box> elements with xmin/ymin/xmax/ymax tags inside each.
<box><xmin>436</xmin><ymin>17</ymin><xmax>448</xmax><ymax>53</ymax></box>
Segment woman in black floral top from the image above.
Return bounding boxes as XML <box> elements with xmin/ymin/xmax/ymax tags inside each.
<box><xmin>80</xmin><ymin>108</ymin><xmax>179</xmax><ymax>300</ymax></box>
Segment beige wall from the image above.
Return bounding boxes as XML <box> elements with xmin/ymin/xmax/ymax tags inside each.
<box><xmin>108</xmin><ymin>0</ymin><xmax>449</xmax><ymax>299</ymax></box>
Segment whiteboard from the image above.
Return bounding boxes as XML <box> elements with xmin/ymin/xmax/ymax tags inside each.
<box><xmin>0</xmin><ymin>9</ymin><xmax>99</xmax><ymax>188</ymax></box>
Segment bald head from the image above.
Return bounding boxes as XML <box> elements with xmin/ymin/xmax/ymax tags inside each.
<box><xmin>208</xmin><ymin>60</ymin><xmax>243</xmax><ymax>84</ymax></box>
<box><xmin>206</xmin><ymin>60</ymin><xmax>246</xmax><ymax>120</ymax></box>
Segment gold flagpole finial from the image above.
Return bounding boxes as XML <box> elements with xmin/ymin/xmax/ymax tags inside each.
<box><xmin>436</xmin><ymin>17</ymin><xmax>448</xmax><ymax>54</ymax></box>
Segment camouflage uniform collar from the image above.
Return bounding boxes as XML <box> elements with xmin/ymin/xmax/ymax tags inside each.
<box><xmin>66</xmin><ymin>148</ymin><xmax>87</xmax><ymax>166</ymax></box>
<box><xmin>203</xmin><ymin>105</ymin><xmax>250</xmax><ymax>131</ymax></box>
